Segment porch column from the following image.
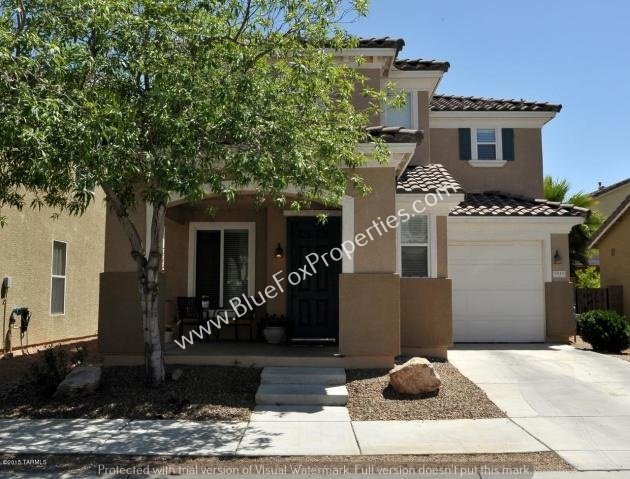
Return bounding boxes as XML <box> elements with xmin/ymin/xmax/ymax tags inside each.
<box><xmin>341</xmin><ymin>195</ymin><xmax>354</xmax><ymax>273</ymax></box>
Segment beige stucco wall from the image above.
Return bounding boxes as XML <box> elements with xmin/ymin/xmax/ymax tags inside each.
<box><xmin>545</xmin><ymin>281</ymin><xmax>576</xmax><ymax>342</ymax></box>
<box><xmin>0</xmin><ymin>191</ymin><xmax>106</xmax><ymax>348</ymax></box>
<box><xmin>436</xmin><ymin>216</ymin><xmax>448</xmax><ymax>278</ymax></box>
<box><xmin>551</xmin><ymin>234</ymin><xmax>571</xmax><ymax>282</ymax></box>
<box><xmin>594</xmin><ymin>184</ymin><xmax>630</xmax><ymax>218</ymax></box>
<box><xmin>352</xmin><ymin>68</ymin><xmax>381</xmax><ymax>127</ymax></box>
<box><xmin>351</xmin><ymin>167</ymin><xmax>397</xmax><ymax>273</ymax></box>
<box><xmin>430</xmin><ymin>128</ymin><xmax>544</xmax><ymax>198</ymax></box>
<box><xmin>408</xmin><ymin>91</ymin><xmax>431</xmax><ymax>166</ymax></box>
<box><xmin>598</xmin><ymin>212</ymin><xmax>630</xmax><ymax>315</ymax></box>
<box><xmin>339</xmin><ymin>273</ymin><xmax>400</xmax><ymax>362</ymax></box>
<box><xmin>400</xmin><ymin>278</ymin><xmax>452</xmax><ymax>358</ymax></box>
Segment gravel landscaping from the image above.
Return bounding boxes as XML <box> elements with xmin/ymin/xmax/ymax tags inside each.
<box><xmin>346</xmin><ymin>361</ymin><xmax>505</xmax><ymax>421</ymax></box>
<box><xmin>0</xmin><ymin>365</ymin><xmax>260</xmax><ymax>421</ymax></box>
<box><xmin>0</xmin><ymin>452</ymin><xmax>573</xmax><ymax>475</ymax></box>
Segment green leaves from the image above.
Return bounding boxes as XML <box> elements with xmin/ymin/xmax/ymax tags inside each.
<box><xmin>1</xmin><ymin>0</ymin><xmax>383</xmax><ymax>220</ymax></box>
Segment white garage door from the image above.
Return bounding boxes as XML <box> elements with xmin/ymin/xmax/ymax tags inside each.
<box><xmin>449</xmin><ymin>241</ymin><xmax>545</xmax><ymax>342</ymax></box>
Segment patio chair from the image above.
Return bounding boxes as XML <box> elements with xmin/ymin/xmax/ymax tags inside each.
<box><xmin>211</xmin><ymin>308</ymin><xmax>256</xmax><ymax>341</ymax></box>
<box><xmin>176</xmin><ymin>296</ymin><xmax>202</xmax><ymax>338</ymax></box>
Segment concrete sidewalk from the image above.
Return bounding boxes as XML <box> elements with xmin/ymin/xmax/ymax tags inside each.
<box><xmin>0</xmin><ymin>416</ymin><xmax>546</xmax><ymax>456</ymax></box>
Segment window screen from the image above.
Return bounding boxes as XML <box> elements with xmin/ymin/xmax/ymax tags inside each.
<box><xmin>384</xmin><ymin>91</ymin><xmax>413</xmax><ymax>128</ymax></box>
<box><xmin>51</xmin><ymin>241</ymin><xmax>66</xmax><ymax>314</ymax></box>
<box><xmin>476</xmin><ymin>128</ymin><xmax>497</xmax><ymax>160</ymax></box>
<box><xmin>223</xmin><ymin>230</ymin><xmax>249</xmax><ymax>305</ymax></box>
<box><xmin>401</xmin><ymin>216</ymin><xmax>429</xmax><ymax>277</ymax></box>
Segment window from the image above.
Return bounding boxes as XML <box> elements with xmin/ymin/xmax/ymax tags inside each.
<box><xmin>401</xmin><ymin>216</ymin><xmax>429</xmax><ymax>277</ymax></box>
<box><xmin>192</xmin><ymin>223</ymin><xmax>254</xmax><ymax>308</ymax></box>
<box><xmin>476</xmin><ymin>128</ymin><xmax>498</xmax><ymax>160</ymax></box>
<box><xmin>51</xmin><ymin>241</ymin><xmax>67</xmax><ymax>314</ymax></box>
<box><xmin>384</xmin><ymin>91</ymin><xmax>413</xmax><ymax>128</ymax></box>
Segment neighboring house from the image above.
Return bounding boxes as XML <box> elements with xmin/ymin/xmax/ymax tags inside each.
<box><xmin>0</xmin><ymin>191</ymin><xmax>106</xmax><ymax>354</ymax></box>
<box><xmin>99</xmin><ymin>37</ymin><xmax>587</xmax><ymax>367</ymax></box>
<box><xmin>589</xmin><ymin>195</ymin><xmax>630</xmax><ymax>315</ymax></box>
<box><xmin>591</xmin><ymin>178</ymin><xmax>630</xmax><ymax>218</ymax></box>
<box><xmin>585</xmin><ymin>178</ymin><xmax>630</xmax><ymax>268</ymax></box>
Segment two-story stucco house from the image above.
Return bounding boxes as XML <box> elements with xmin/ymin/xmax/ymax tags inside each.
<box><xmin>98</xmin><ymin>37</ymin><xmax>587</xmax><ymax>367</ymax></box>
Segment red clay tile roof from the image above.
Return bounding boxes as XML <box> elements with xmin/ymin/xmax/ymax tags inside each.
<box><xmin>366</xmin><ymin>126</ymin><xmax>423</xmax><ymax>144</ymax></box>
<box><xmin>591</xmin><ymin>178</ymin><xmax>630</xmax><ymax>197</ymax></box>
<box><xmin>450</xmin><ymin>192</ymin><xmax>589</xmax><ymax>217</ymax></box>
<box><xmin>431</xmin><ymin>95</ymin><xmax>562</xmax><ymax>113</ymax></box>
<box><xmin>358</xmin><ymin>37</ymin><xmax>405</xmax><ymax>54</ymax></box>
<box><xmin>397</xmin><ymin>164</ymin><xmax>463</xmax><ymax>194</ymax></box>
<box><xmin>589</xmin><ymin>194</ymin><xmax>630</xmax><ymax>248</ymax></box>
<box><xmin>394</xmin><ymin>59</ymin><xmax>450</xmax><ymax>72</ymax></box>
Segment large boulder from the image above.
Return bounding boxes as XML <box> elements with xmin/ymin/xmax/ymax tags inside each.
<box><xmin>54</xmin><ymin>365</ymin><xmax>101</xmax><ymax>399</ymax></box>
<box><xmin>388</xmin><ymin>357</ymin><xmax>441</xmax><ymax>394</ymax></box>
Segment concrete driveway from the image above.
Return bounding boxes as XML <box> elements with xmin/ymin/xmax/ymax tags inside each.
<box><xmin>449</xmin><ymin>344</ymin><xmax>630</xmax><ymax>471</ymax></box>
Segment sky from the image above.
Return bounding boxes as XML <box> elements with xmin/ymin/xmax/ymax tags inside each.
<box><xmin>345</xmin><ymin>0</ymin><xmax>630</xmax><ymax>195</ymax></box>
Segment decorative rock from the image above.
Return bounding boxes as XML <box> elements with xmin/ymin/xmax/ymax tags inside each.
<box><xmin>171</xmin><ymin>368</ymin><xmax>183</xmax><ymax>381</ymax></box>
<box><xmin>54</xmin><ymin>365</ymin><xmax>101</xmax><ymax>399</ymax></box>
<box><xmin>388</xmin><ymin>357</ymin><xmax>441</xmax><ymax>394</ymax></box>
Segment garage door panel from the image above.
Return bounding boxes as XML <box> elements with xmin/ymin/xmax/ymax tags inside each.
<box><xmin>453</xmin><ymin>318</ymin><xmax>544</xmax><ymax>343</ymax></box>
<box><xmin>449</xmin><ymin>242</ymin><xmax>542</xmax><ymax>264</ymax></box>
<box><xmin>453</xmin><ymin>290</ymin><xmax>544</xmax><ymax>317</ymax></box>
<box><xmin>450</xmin><ymin>264</ymin><xmax>544</xmax><ymax>291</ymax></box>
<box><xmin>449</xmin><ymin>241</ymin><xmax>545</xmax><ymax>343</ymax></box>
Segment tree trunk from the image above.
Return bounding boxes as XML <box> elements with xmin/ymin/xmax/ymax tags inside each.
<box><xmin>139</xmin><ymin>203</ymin><xmax>166</xmax><ymax>386</ymax></box>
<box><xmin>103</xmin><ymin>186</ymin><xmax>166</xmax><ymax>386</ymax></box>
<box><xmin>139</xmin><ymin>261</ymin><xmax>165</xmax><ymax>386</ymax></box>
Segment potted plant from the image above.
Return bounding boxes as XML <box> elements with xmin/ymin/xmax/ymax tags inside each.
<box><xmin>201</xmin><ymin>295</ymin><xmax>210</xmax><ymax>310</ymax></box>
<box><xmin>262</xmin><ymin>314</ymin><xmax>287</xmax><ymax>344</ymax></box>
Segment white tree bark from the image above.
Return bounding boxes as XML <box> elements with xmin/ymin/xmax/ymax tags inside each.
<box><xmin>104</xmin><ymin>186</ymin><xmax>165</xmax><ymax>386</ymax></box>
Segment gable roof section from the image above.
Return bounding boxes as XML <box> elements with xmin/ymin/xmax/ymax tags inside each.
<box><xmin>358</xmin><ymin>37</ymin><xmax>405</xmax><ymax>54</ymax></box>
<box><xmin>366</xmin><ymin>126</ymin><xmax>423</xmax><ymax>144</ymax></box>
<box><xmin>589</xmin><ymin>194</ymin><xmax>630</xmax><ymax>248</ymax></box>
<box><xmin>397</xmin><ymin>164</ymin><xmax>463</xmax><ymax>194</ymax></box>
<box><xmin>591</xmin><ymin>178</ymin><xmax>630</xmax><ymax>197</ymax></box>
<box><xmin>450</xmin><ymin>192</ymin><xmax>589</xmax><ymax>217</ymax></box>
<box><xmin>430</xmin><ymin>95</ymin><xmax>562</xmax><ymax>113</ymax></box>
<box><xmin>394</xmin><ymin>59</ymin><xmax>450</xmax><ymax>72</ymax></box>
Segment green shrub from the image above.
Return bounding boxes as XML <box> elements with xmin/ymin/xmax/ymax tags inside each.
<box><xmin>577</xmin><ymin>310</ymin><xmax>630</xmax><ymax>353</ymax></box>
<box><xmin>29</xmin><ymin>347</ymin><xmax>70</xmax><ymax>398</ymax></box>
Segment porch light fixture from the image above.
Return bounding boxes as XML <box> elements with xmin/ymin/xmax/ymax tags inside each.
<box><xmin>553</xmin><ymin>250</ymin><xmax>562</xmax><ymax>265</ymax></box>
<box><xmin>274</xmin><ymin>243</ymin><xmax>284</xmax><ymax>259</ymax></box>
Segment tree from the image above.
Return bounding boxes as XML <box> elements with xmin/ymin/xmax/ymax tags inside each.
<box><xmin>0</xmin><ymin>0</ymin><xmax>387</xmax><ymax>385</ymax></box>
<box><xmin>543</xmin><ymin>176</ymin><xmax>602</xmax><ymax>275</ymax></box>
<box><xmin>575</xmin><ymin>266</ymin><xmax>601</xmax><ymax>289</ymax></box>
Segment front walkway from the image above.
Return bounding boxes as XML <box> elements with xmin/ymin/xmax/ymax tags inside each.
<box><xmin>449</xmin><ymin>344</ymin><xmax>630</xmax><ymax>471</ymax></box>
<box><xmin>0</xmin><ymin>417</ymin><xmax>545</xmax><ymax>456</ymax></box>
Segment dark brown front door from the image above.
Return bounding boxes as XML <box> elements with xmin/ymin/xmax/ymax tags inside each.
<box><xmin>286</xmin><ymin>217</ymin><xmax>341</xmax><ymax>340</ymax></box>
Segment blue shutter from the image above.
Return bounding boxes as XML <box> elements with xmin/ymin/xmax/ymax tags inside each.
<box><xmin>502</xmin><ymin>128</ymin><xmax>515</xmax><ymax>161</ymax></box>
<box><xmin>458</xmin><ymin>128</ymin><xmax>471</xmax><ymax>160</ymax></box>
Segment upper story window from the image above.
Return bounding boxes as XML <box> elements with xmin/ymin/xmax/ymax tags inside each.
<box><xmin>458</xmin><ymin>127</ymin><xmax>514</xmax><ymax>167</ymax></box>
<box><xmin>51</xmin><ymin>240</ymin><xmax>67</xmax><ymax>315</ymax></box>
<box><xmin>400</xmin><ymin>215</ymin><xmax>429</xmax><ymax>277</ymax></box>
<box><xmin>476</xmin><ymin>128</ymin><xmax>498</xmax><ymax>160</ymax></box>
<box><xmin>384</xmin><ymin>91</ymin><xmax>413</xmax><ymax>129</ymax></box>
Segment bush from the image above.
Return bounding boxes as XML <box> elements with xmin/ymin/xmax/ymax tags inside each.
<box><xmin>577</xmin><ymin>310</ymin><xmax>630</xmax><ymax>353</ymax></box>
<box><xmin>29</xmin><ymin>347</ymin><xmax>71</xmax><ymax>398</ymax></box>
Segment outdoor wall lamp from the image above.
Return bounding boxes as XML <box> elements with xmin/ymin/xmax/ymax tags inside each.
<box><xmin>274</xmin><ymin>243</ymin><xmax>284</xmax><ymax>259</ymax></box>
<box><xmin>553</xmin><ymin>250</ymin><xmax>562</xmax><ymax>265</ymax></box>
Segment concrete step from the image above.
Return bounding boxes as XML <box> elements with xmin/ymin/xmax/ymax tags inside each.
<box><xmin>261</xmin><ymin>367</ymin><xmax>346</xmax><ymax>386</ymax></box>
<box><xmin>255</xmin><ymin>384</ymin><xmax>348</xmax><ymax>406</ymax></box>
